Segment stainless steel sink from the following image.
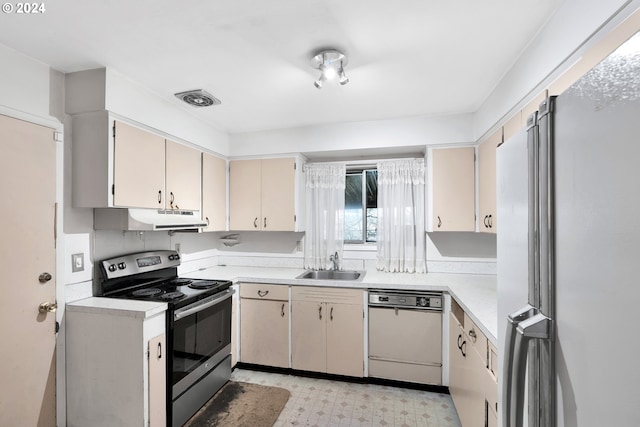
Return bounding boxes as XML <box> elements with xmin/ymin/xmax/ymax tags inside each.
<box><xmin>296</xmin><ymin>270</ymin><xmax>365</xmax><ymax>281</ymax></box>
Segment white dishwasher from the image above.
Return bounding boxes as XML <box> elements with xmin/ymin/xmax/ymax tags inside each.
<box><xmin>368</xmin><ymin>290</ymin><xmax>443</xmax><ymax>385</ymax></box>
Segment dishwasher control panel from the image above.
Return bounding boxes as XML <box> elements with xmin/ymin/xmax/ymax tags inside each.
<box><xmin>368</xmin><ymin>290</ymin><xmax>443</xmax><ymax>311</ymax></box>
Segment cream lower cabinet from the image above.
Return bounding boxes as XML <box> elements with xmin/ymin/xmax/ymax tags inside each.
<box><xmin>65</xmin><ymin>299</ymin><xmax>166</xmax><ymax>427</ymax></box>
<box><xmin>291</xmin><ymin>287</ymin><xmax>364</xmax><ymax>377</ymax></box>
<box><xmin>449</xmin><ymin>305</ymin><xmax>499</xmax><ymax>427</ymax></box>
<box><xmin>240</xmin><ymin>283</ymin><xmax>289</xmax><ymax>368</ymax></box>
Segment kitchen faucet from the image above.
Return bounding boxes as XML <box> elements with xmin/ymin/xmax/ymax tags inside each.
<box><xmin>329</xmin><ymin>251</ymin><xmax>340</xmax><ymax>270</ymax></box>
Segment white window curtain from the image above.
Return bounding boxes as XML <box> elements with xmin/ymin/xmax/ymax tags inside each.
<box><xmin>376</xmin><ymin>159</ymin><xmax>426</xmax><ymax>273</ymax></box>
<box><xmin>304</xmin><ymin>163</ymin><xmax>346</xmax><ymax>270</ymax></box>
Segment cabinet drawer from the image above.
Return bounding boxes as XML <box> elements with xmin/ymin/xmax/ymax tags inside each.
<box><xmin>464</xmin><ymin>313</ymin><xmax>488</xmax><ymax>367</ymax></box>
<box><xmin>240</xmin><ymin>283</ymin><xmax>288</xmax><ymax>300</ymax></box>
<box><xmin>292</xmin><ymin>286</ymin><xmax>363</xmax><ymax>304</ymax></box>
<box><xmin>483</xmin><ymin>361</ymin><xmax>498</xmax><ymax>419</ymax></box>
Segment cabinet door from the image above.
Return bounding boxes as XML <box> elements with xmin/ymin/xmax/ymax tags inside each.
<box><xmin>202</xmin><ymin>152</ymin><xmax>227</xmax><ymax>231</ymax></box>
<box><xmin>240</xmin><ymin>299</ymin><xmax>289</xmax><ymax>368</ymax></box>
<box><xmin>148</xmin><ymin>334</ymin><xmax>166</xmax><ymax>427</ymax></box>
<box><xmin>449</xmin><ymin>313</ymin><xmax>467</xmax><ymax>414</ymax></box>
<box><xmin>291</xmin><ymin>301</ymin><xmax>326</xmax><ymax>373</ymax></box>
<box><xmin>113</xmin><ymin>120</ymin><xmax>165</xmax><ymax>209</ymax></box>
<box><xmin>326</xmin><ymin>303</ymin><xmax>364</xmax><ymax>377</ymax></box>
<box><xmin>478</xmin><ymin>131</ymin><xmax>500</xmax><ymax>233</ymax></box>
<box><xmin>229</xmin><ymin>159</ymin><xmax>262</xmax><ymax>230</ymax></box>
<box><xmin>165</xmin><ymin>140</ymin><xmax>202</xmax><ymax>211</ymax></box>
<box><xmin>431</xmin><ymin>147</ymin><xmax>475</xmax><ymax>231</ymax></box>
<box><xmin>261</xmin><ymin>157</ymin><xmax>296</xmax><ymax>231</ymax></box>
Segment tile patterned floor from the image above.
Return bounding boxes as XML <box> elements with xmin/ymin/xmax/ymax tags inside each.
<box><xmin>231</xmin><ymin>369</ymin><xmax>462</xmax><ymax>427</ymax></box>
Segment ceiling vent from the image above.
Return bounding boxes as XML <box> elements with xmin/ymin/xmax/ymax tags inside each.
<box><xmin>174</xmin><ymin>89</ymin><xmax>221</xmax><ymax>107</ymax></box>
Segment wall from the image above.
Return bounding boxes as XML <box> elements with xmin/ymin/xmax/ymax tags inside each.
<box><xmin>475</xmin><ymin>0</ymin><xmax>640</xmax><ymax>140</ymax></box>
<box><xmin>229</xmin><ymin>113</ymin><xmax>474</xmax><ymax>157</ymax></box>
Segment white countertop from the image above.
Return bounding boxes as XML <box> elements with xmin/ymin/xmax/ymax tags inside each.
<box><xmin>186</xmin><ymin>265</ymin><xmax>497</xmax><ymax>344</ymax></box>
<box><xmin>67</xmin><ymin>297</ymin><xmax>168</xmax><ymax>319</ymax></box>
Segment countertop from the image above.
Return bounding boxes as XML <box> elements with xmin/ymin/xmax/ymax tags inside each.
<box><xmin>66</xmin><ymin>297</ymin><xmax>168</xmax><ymax>319</ymax></box>
<box><xmin>185</xmin><ymin>265</ymin><xmax>497</xmax><ymax>344</ymax></box>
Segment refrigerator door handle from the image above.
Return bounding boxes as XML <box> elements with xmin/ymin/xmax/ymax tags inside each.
<box><xmin>505</xmin><ymin>310</ymin><xmax>552</xmax><ymax>427</ymax></box>
<box><xmin>503</xmin><ymin>305</ymin><xmax>537</xmax><ymax>427</ymax></box>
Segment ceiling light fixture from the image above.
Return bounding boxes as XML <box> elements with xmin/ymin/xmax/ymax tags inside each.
<box><xmin>311</xmin><ymin>49</ymin><xmax>349</xmax><ymax>89</ymax></box>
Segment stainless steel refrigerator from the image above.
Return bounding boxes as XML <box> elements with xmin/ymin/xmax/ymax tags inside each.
<box><xmin>497</xmin><ymin>31</ymin><xmax>640</xmax><ymax>427</ymax></box>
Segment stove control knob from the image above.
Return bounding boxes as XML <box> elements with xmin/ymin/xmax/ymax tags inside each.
<box><xmin>108</xmin><ymin>264</ymin><xmax>117</xmax><ymax>272</ymax></box>
<box><xmin>417</xmin><ymin>297</ymin><xmax>429</xmax><ymax>307</ymax></box>
<box><xmin>117</xmin><ymin>262</ymin><xmax>126</xmax><ymax>270</ymax></box>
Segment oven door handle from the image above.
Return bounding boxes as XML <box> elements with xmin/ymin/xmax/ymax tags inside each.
<box><xmin>174</xmin><ymin>289</ymin><xmax>234</xmax><ymax>321</ymax></box>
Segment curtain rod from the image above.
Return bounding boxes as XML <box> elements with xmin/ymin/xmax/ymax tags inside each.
<box><xmin>303</xmin><ymin>157</ymin><xmax>423</xmax><ymax>172</ymax></box>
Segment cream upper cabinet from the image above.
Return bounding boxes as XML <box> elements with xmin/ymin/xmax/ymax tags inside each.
<box><xmin>229</xmin><ymin>159</ymin><xmax>263</xmax><ymax>230</ymax></box>
<box><xmin>165</xmin><ymin>139</ymin><xmax>201</xmax><ymax>211</ymax></box>
<box><xmin>429</xmin><ymin>147</ymin><xmax>476</xmax><ymax>232</ymax></box>
<box><xmin>229</xmin><ymin>157</ymin><xmax>302</xmax><ymax>231</ymax></box>
<box><xmin>291</xmin><ymin>287</ymin><xmax>364</xmax><ymax>377</ymax></box>
<box><xmin>239</xmin><ymin>284</ymin><xmax>289</xmax><ymax>368</ymax></box>
<box><xmin>71</xmin><ymin>112</ymin><xmax>206</xmax><ymax>211</ymax></box>
<box><xmin>261</xmin><ymin>157</ymin><xmax>296</xmax><ymax>231</ymax></box>
<box><xmin>202</xmin><ymin>152</ymin><xmax>227</xmax><ymax>231</ymax></box>
<box><xmin>478</xmin><ymin>130</ymin><xmax>501</xmax><ymax>234</ymax></box>
<box><xmin>113</xmin><ymin>120</ymin><xmax>166</xmax><ymax>209</ymax></box>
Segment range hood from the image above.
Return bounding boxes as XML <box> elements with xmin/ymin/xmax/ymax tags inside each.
<box><xmin>94</xmin><ymin>208</ymin><xmax>208</xmax><ymax>231</ymax></box>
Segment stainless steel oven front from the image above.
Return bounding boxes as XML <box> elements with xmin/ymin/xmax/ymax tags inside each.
<box><xmin>168</xmin><ymin>287</ymin><xmax>234</xmax><ymax>427</ymax></box>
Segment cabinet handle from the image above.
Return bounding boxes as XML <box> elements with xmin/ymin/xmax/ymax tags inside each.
<box><xmin>206</xmin><ymin>217</ymin><xmax>210</xmax><ymax>226</ymax></box>
<box><xmin>318</xmin><ymin>305</ymin><xmax>322</xmax><ymax>320</ymax></box>
<box><xmin>281</xmin><ymin>303</ymin><xmax>285</xmax><ymax>317</ymax></box>
<box><xmin>157</xmin><ymin>342</ymin><xmax>162</xmax><ymax>359</ymax></box>
<box><xmin>257</xmin><ymin>290</ymin><xmax>269</xmax><ymax>298</ymax></box>
<box><xmin>457</xmin><ymin>334</ymin><xmax>463</xmax><ymax>349</ymax></box>
<box><xmin>437</xmin><ymin>216</ymin><xmax>442</xmax><ymax>228</ymax></box>
<box><xmin>158</xmin><ymin>190</ymin><xmax>162</xmax><ymax>204</ymax></box>
<box><xmin>264</xmin><ymin>217</ymin><xmax>267</xmax><ymax>228</ymax></box>
<box><xmin>461</xmin><ymin>340</ymin><xmax>467</xmax><ymax>357</ymax></box>
<box><xmin>468</xmin><ymin>328</ymin><xmax>477</xmax><ymax>343</ymax></box>
<box><xmin>330</xmin><ymin>306</ymin><xmax>334</xmax><ymax>321</ymax></box>
<box><xmin>488</xmin><ymin>214</ymin><xmax>493</xmax><ymax>228</ymax></box>
<box><xmin>254</xmin><ymin>217</ymin><xmax>258</xmax><ymax>228</ymax></box>
<box><xmin>170</xmin><ymin>192</ymin><xmax>175</xmax><ymax>208</ymax></box>
<box><xmin>484</xmin><ymin>215</ymin><xmax>489</xmax><ymax>228</ymax></box>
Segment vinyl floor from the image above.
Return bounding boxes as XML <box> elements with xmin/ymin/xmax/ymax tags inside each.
<box><xmin>231</xmin><ymin>368</ymin><xmax>462</xmax><ymax>427</ymax></box>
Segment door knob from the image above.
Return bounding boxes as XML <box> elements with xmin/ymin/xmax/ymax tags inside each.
<box><xmin>39</xmin><ymin>272</ymin><xmax>52</xmax><ymax>283</ymax></box>
<box><xmin>38</xmin><ymin>301</ymin><xmax>57</xmax><ymax>313</ymax></box>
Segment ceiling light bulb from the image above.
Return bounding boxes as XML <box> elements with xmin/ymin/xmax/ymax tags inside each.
<box><xmin>324</xmin><ymin>66</ymin><xmax>337</xmax><ymax>80</ymax></box>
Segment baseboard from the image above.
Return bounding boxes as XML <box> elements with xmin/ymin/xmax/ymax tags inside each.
<box><xmin>233</xmin><ymin>362</ymin><xmax>450</xmax><ymax>395</ymax></box>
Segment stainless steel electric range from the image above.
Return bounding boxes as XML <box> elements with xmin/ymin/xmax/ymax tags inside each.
<box><xmin>98</xmin><ymin>250</ymin><xmax>233</xmax><ymax>427</ymax></box>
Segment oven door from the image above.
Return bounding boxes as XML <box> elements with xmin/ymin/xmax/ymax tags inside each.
<box><xmin>170</xmin><ymin>288</ymin><xmax>233</xmax><ymax>400</ymax></box>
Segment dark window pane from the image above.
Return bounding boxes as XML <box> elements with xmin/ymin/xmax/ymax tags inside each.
<box><xmin>366</xmin><ymin>170</ymin><xmax>377</xmax><ymax>208</ymax></box>
<box><xmin>344</xmin><ymin>173</ymin><xmax>363</xmax><ymax>241</ymax></box>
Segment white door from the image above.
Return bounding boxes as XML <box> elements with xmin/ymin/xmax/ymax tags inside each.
<box><xmin>0</xmin><ymin>114</ymin><xmax>57</xmax><ymax>426</ymax></box>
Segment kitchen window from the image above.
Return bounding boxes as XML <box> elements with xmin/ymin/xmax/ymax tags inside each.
<box><xmin>345</xmin><ymin>168</ymin><xmax>377</xmax><ymax>243</ymax></box>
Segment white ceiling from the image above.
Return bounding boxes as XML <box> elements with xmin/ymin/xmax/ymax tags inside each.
<box><xmin>0</xmin><ymin>0</ymin><xmax>563</xmax><ymax>134</ymax></box>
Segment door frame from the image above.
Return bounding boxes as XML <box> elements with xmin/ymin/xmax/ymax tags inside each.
<box><xmin>1</xmin><ymin>105</ymin><xmax>66</xmax><ymax>427</ymax></box>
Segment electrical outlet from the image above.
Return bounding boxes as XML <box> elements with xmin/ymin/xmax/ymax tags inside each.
<box><xmin>71</xmin><ymin>253</ymin><xmax>84</xmax><ymax>272</ymax></box>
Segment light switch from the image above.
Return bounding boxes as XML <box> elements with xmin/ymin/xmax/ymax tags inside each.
<box><xmin>72</xmin><ymin>253</ymin><xmax>84</xmax><ymax>272</ymax></box>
